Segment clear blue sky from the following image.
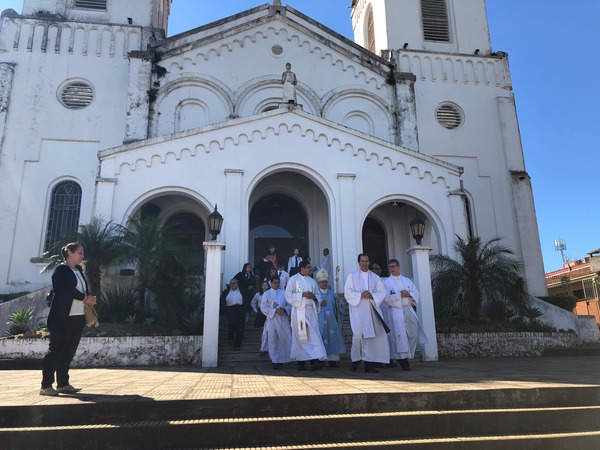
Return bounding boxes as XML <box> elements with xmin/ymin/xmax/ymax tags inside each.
<box><xmin>2</xmin><ymin>0</ymin><xmax>598</xmax><ymax>272</ymax></box>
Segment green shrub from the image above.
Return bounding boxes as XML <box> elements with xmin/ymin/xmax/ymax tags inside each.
<box><xmin>182</xmin><ymin>309</ymin><xmax>203</xmax><ymax>335</ymax></box>
<box><xmin>98</xmin><ymin>283</ymin><xmax>139</xmax><ymax>323</ymax></box>
<box><xmin>538</xmin><ymin>295</ymin><xmax>578</xmax><ymax>312</ymax></box>
<box><xmin>6</xmin><ymin>307</ymin><xmax>34</xmax><ymax>336</ymax></box>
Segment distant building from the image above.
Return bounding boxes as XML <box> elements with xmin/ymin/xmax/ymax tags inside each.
<box><xmin>545</xmin><ymin>251</ymin><xmax>600</xmax><ymax>324</ymax></box>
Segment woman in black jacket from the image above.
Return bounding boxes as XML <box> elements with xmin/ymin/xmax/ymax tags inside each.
<box><xmin>40</xmin><ymin>242</ymin><xmax>97</xmax><ymax>396</ymax></box>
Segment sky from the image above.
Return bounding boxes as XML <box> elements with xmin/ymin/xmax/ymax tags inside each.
<box><xmin>1</xmin><ymin>0</ymin><xmax>598</xmax><ymax>272</ymax></box>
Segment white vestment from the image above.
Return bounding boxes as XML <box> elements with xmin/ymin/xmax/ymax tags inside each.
<box><xmin>260</xmin><ymin>288</ymin><xmax>294</xmax><ymax>364</ymax></box>
<box><xmin>344</xmin><ymin>270</ymin><xmax>390</xmax><ymax>364</ymax></box>
<box><xmin>285</xmin><ymin>273</ymin><xmax>327</xmax><ymax>361</ymax></box>
<box><xmin>383</xmin><ymin>275</ymin><xmax>428</xmax><ymax>359</ymax></box>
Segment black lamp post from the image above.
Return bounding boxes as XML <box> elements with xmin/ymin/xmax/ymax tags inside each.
<box><xmin>208</xmin><ymin>204</ymin><xmax>224</xmax><ymax>240</ymax></box>
<box><xmin>409</xmin><ymin>212</ymin><xmax>425</xmax><ymax>245</ymax></box>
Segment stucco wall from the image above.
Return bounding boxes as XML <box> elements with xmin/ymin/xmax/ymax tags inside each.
<box><xmin>437</xmin><ymin>332</ymin><xmax>579</xmax><ymax>359</ymax></box>
<box><xmin>0</xmin><ymin>335</ymin><xmax>202</xmax><ymax>367</ymax></box>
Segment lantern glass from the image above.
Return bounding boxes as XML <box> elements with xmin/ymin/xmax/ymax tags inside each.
<box><xmin>208</xmin><ymin>205</ymin><xmax>223</xmax><ymax>240</ymax></box>
<box><xmin>409</xmin><ymin>213</ymin><xmax>425</xmax><ymax>245</ymax></box>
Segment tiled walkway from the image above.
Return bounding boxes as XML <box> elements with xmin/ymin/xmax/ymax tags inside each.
<box><xmin>1</xmin><ymin>355</ymin><xmax>599</xmax><ymax>407</ymax></box>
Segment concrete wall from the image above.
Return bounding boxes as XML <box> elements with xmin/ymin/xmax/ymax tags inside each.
<box><xmin>0</xmin><ymin>335</ymin><xmax>202</xmax><ymax>366</ymax></box>
<box><xmin>437</xmin><ymin>332</ymin><xmax>579</xmax><ymax>359</ymax></box>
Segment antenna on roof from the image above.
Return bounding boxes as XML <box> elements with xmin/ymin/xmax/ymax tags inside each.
<box><xmin>554</xmin><ymin>239</ymin><xmax>571</xmax><ymax>270</ymax></box>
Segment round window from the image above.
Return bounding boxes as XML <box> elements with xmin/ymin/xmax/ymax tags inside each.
<box><xmin>435</xmin><ymin>103</ymin><xmax>463</xmax><ymax>129</ymax></box>
<box><xmin>58</xmin><ymin>81</ymin><xmax>94</xmax><ymax>109</ymax></box>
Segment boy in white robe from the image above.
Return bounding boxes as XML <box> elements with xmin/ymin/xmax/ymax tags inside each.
<box><xmin>383</xmin><ymin>258</ymin><xmax>428</xmax><ymax>371</ymax></box>
<box><xmin>285</xmin><ymin>260</ymin><xmax>327</xmax><ymax>370</ymax></box>
<box><xmin>260</xmin><ymin>276</ymin><xmax>294</xmax><ymax>369</ymax></box>
<box><xmin>344</xmin><ymin>253</ymin><xmax>389</xmax><ymax>373</ymax></box>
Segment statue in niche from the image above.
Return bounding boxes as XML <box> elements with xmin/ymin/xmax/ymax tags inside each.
<box><xmin>281</xmin><ymin>62</ymin><xmax>297</xmax><ymax>104</ymax></box>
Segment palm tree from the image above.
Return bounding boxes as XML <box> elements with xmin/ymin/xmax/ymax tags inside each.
<box><xmin>117</xmin><ymin>216</ymin><xmax>171</xmax><ymax>313</ymax></box>
<box><xmin>77</xmin><ymin>216</ymin><xmax>123</xmax><ymax>297</ymax></box>
<box><xmin>117</xmin><ymin>215</ymin><xmax>203</xmax><ymax>327</ymax></box>
<box><xmin>430</xmin><ymin>235</ymin><xmax>530</xmax><ymax>322</ymax></box>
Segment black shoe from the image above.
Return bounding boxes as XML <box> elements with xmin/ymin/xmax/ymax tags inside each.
<box><xmin>273</xmin><ymin>363</ymin><xmax>282</xmax><ymax>370</ymax></box>
<box><xmin>328</xmin><ymin>361</ymin><xmax>340</xmax><ymax>368</ymax></box>
<box><xmin>260</xmin><ymin>351</ymin><xmax>266</xmax><ymax>357</ymax></box>
<box><xmin>350</xmin><ymin>361</ymin><xmax>361</xmax><ymax>372</ymax></box>
<box><xmin>398</xmin><ymin>358</ymin><xmax>411</xmax><ymax>371</ymax></box>
<box><xmin>310</xmin><ymin>361</ymin><xmax>324</xmax><ymax>371</ymax></box>
<box><xmin>365</xmin><ymin>362</ymin><xmax>380</xmax><ymax>373</ymax></box>
<box><xmin>297</xmin><ymin>362</ymin><xmax>306</xmax><ymax>371</ymax></box>
<box><xmin>386</xmin><ymin>359</ymin><xmax>398</xmax><ymax>368</ymax></box>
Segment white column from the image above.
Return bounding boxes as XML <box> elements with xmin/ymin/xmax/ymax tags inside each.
<box><xmin>223</xmin><ymin>169</ymin><xmax>244</xmax><ymax>280</ymax></box>
<box><xmin>336</xmin><ymin>173</ymin><xmax>358</xmax><ymax>283</ymax></box>
<box><xmin>202</xmin><ymin>240</ymin><xmax>226</xmax><ymax>367</ymax></box>
<box><xmin>407</xmin><ymin>245</ymin><xmax>438</xmax><ymax>361</ymax></box>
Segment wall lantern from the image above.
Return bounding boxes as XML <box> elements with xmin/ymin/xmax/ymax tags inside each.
<box><xmin>409</xmin><ymin>212</ymin><xmax>425</xmax><ymax>245</ymax></box>
<box><xmin>208</xmin><ymin>204</ymin><xmax>224</xmax><ymax>240</ymax></box>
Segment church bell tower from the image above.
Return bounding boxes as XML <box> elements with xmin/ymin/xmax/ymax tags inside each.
<box><xmin>351</xmin><ymin>0</ymin><xmax>492</xmax><ymax>56</ymax></box>
<box><xmin>21</xmin><ymin>0</ymin><xmax>171</xmax><ymax>34</ymax></box>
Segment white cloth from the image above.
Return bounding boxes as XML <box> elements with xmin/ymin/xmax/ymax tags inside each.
<box><xmin>344</xmin><ymin>269</ymin><xmax>389</xmax><ymax>364</ymax></box>
<box><xmin>317</xmin><ymin>254</ymin><xmax>332</xmax><ymax>287</ymax></box>
<box><xmin>287</xmin><ymin>255</ymin><xmax>303</xmax><ymax>273</ymax></box>
<box><xmin>250</xmin><ymin>292</ymin><xmax>263</xmax><ymax>313</ymax></box>
<box><xmin>285</xmin><ymin>273</ymin><xmax>327</xmax><ymax>361</ymax></box>
<box><xmin>383</xmin><ymin>275</ymin><xmax>428</xmax><ymax>359</ymax></box>
<box><xmin>277</xmin><ymin>269</ymin><xmax>290</xmax><ymax>290</ymax></box>
<box><xmin>68</xmin><ymin>268</ymin><xmax>86</xmax><ymax>316</ymax></box>
<box><xmin>260</xmin><ymin>288</ymin><xmax>294</xmax><ymax>363</ymax></box>
<box><xmin>225</xmin><ymin>288</ymin><xmax>243</xmax><ymax>307</ymax></box>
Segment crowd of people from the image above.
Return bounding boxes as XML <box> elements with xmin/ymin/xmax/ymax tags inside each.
<box><xmin>222</xmin><ymin>246</ymin><xmax>427</xmax><ymax>373</ymax></box>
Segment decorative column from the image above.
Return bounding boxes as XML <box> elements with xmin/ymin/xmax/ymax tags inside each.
<box><xmin>223</xmin><ymin>169</ymin><xmax>244</xmax><ymax>280</ymax></box>
<box><xmin>336</xmin><ymin>173</ymin><xmax>359</xmax><ymax>283</ymax></box>
<box><xmin>393</xmin><ymin>71</ymin><xmax>419</xmax><ymax>151</ymax></box>
<box><xmin>202</xmin><ymin>240</ymin><xmax>226</xmax><ymax>367</ymax></box>
<box><xmin>407</xmin><ymin>245</ymin><xmax>438</xmax><ymax>361</ymax></box>
<box><xmin>124</xmin><ymin>51</ymin><xmax>153</xmax><ymax>143</ymax></box>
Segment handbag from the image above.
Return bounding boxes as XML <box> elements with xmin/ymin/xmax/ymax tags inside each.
<box><xmin>84</xmin><ymin>304</ymin><xmax>100</xmax><ymax>327</ymax></box>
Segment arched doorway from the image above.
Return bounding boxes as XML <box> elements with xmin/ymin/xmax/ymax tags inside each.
<box><xmin>249</xmin><ymin>193</ymin><xmax>308</xmax><ymax>273</ymax></box>
<box><xmin>362</xmin><ymin>216</ymin><xmax>388</xmax><ymax>276</ymax></box>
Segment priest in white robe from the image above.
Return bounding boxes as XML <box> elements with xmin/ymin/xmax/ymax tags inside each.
<box><xmin>344</xmin><ymin>253</ymin><xmax>390</xmax><ymax>373</ymax></box>
<box><xmin>260</xmin><ymin>276</ymin><xmax>294</xmax><ymax>369</ymax></box>
<box><xmin>383</xmin><ymin>259</ymin><xmax>428</xmax><ymax>371</ymax></box>
<box><xmin>285</xmin><ymin>260</ymin><xmax>327</xmax><ymax>370</ymax></box>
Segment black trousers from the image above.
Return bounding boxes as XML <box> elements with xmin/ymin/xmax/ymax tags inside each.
<box><xmin>225</xmin><ymin>304</ymin><xmax>246</xmax><ymax>349</ymax></box>
<box><xmin>41</xmin><ymin>315</ymin><xmax>86</xmax><ymax>388</ymax></box>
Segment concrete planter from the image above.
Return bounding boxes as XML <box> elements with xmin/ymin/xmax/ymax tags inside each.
<box><xmin>0</xmin><ymin>335</ymin><xmax>203</xmax><ymax>367</ymax></box>
<box><xmin>436</xmin><ymin>331</ymin><xmax>578</xmax><ymax>358</ymax></box>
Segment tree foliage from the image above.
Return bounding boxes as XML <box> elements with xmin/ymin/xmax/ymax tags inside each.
<box><xmin>430</xmin><ymin>235</ymin><xmax>531</xmax><ymax>322</ymax></box>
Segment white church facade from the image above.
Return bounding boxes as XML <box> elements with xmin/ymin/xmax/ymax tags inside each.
<box><xmin>0</xmin><ymin>0</ymin><xmax>546</xmax><ymax>306</ymax></box>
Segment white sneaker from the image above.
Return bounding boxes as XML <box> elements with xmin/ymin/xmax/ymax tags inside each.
<box><xmin>39</xmin><ymin>387</ymin><xmax>59</xmax><ymax>396</ymax></box>
<box><xmin>56</xmin><ymin>384</ymin><xmax>82</xmax><ymax>394</ymax></box>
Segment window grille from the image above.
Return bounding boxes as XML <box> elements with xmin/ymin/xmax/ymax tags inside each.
<box><xmin>436</xmin><ymin>103</ymin><xmax>462</xmax><ymax>129</ymax></box>
<box><xmin>421</xmin><ymin>0</ymin><xmax>450</xmax><ymax>42</ymax></box>
<box><xmin>59</xmin><ymin>81</ymin><xmax>94</xmax><ymax>109</ymax></box>
<box><xmin>44</xmin><ymin>181</ymin><xmax>82</xmax><ymax>253</ymax></box>
<box><xmin>366</xmin><ymin>8</ymin><xmax>376</xmax><ymax>53</ymax></box>
<box><xmin>74</xmin><ymin>0</ymin><xmax>107</xmax><ymax>10</ymax></box>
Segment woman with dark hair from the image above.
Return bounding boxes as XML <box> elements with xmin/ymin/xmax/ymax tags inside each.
<box><xmin>235</xmin><ymin>263</ymin><xmax>256</xmax><ymax>313</ymax></box>
<box><xmin>40</xmin><ymin>242</ymin><xmax>97</xmax><ymax>396</ymax></box>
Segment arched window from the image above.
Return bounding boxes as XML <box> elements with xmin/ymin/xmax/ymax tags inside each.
<box><xmin>366</xmin><ymin>6</ymin><xmax>376</xmax><ymax>53</ymax></box>
<box><xmin>44</xmin><ymin>181</ymin><xmax>82</xmax><ymax>252</ymax></box>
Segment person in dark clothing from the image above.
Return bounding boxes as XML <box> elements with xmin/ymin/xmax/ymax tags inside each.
<box><xmin>40</xmin><ymin>242</ymin><xmax>97</xmax><ymax>396</ymax></box>
<box><xmin>220</xmin><ymin>278</ymin><xmax>246</xmax><ymax>351</ymax></box>
<box><xmin>235</xmin><ymin>263</ymin><xmax>256</xmax><ymax>313</ymax></box>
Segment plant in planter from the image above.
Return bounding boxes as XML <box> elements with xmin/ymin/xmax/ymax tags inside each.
<box><xmin>431</xmin><ymin>235</ymin><xmax>534</xmax><ymax>328</ymax></box>
<box><xmin>5</xmin><ymin>307</ymin><xmax>34</xmax><ymax>336</ymax></box>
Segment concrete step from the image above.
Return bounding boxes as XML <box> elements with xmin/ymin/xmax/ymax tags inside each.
<box><xmin>1</xmin><ymin>387</ymin><xmax>599</xmax><ymax>449</ymax></box>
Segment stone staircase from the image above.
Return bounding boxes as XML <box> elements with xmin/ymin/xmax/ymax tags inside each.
<box><xmin>1</xmin><ymin>386</ymin><xmax>599</xmax><ymax>449</ymax></box>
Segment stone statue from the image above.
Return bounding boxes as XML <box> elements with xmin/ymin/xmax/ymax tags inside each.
<box><xmin>281</xmin><ymin>62</ymin><xmax>297</xmax><ymax>104</ymax></box>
